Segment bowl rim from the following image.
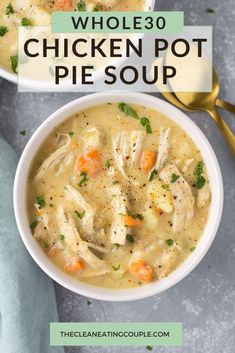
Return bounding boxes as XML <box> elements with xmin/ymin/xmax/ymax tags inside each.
<box><xmin>13</xmin><ymin>91</ymin><xmax>224</xmax><ymax>301</ymax></box>
<box><xmin>0</xmin><ymin>0</ymin><xmax>156</xmax><ymax>87</ymax></box>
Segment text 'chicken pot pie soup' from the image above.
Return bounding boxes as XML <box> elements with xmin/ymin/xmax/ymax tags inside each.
<box><xmin>27</xmin><ymin>101</ymin><xmax>211</xmax><ymax>289</ymax></box>
<box><xmin>0</xmin><ymin>0</ymin><xmax>145</xmax><ymax>73</ymax></box>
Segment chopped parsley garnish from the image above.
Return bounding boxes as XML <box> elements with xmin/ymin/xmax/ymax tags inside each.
<box><xmin>195</xmin><ymin>176</ymin><xmax>206</xmax><ymax>189</ymax></box>
<box><xmin>127</xmin><ymin>212</ymin><xmax>144</xmax><ymax>221</ymax></box>
<box><xmin>75</xmin><ymin>210</ymin><xmax>86</xmax><ymax>219</ymax></box>
<box><xmin>10</xmin><ymin>55</ymin><xmax>18</xmax><ymax>73</ymax></box>
<box><xmin>112</xmin><ymin>265</ymin><xmax>120</xmax><ymax>271</ymax></box>
<box><xmin>21</xmin><ymin>17</ymin><xmax>31</xmax><ymax>26</ymax></box>
<box><xmin>6</xmin><ymin>3</ymin><xmax>14</xmax><ymax>15</ymax></box>
<box><xmin>0</xmin><ymin>26</ymin><xmax>8</xmax><ymax>37</ymax></box>
<box><xmin>79</xmin><ymin>172</ymin><xmax>89</xmax><ymax>186</ymax></box>
<box><xmin>166</xmin><ymin>239</ymin><xmax>174</xmax><ymax>246</ymax></box>
<box><xmin>41</xmin><ymin>241</ymin><xmax>49</xmax><ymax>248</ymax></box>
<box><xmin>20</xmin><ymin>130</ymin><xmax>26</xmax><ymax>136</ymax></box>
<box><xmin>194</xmin><ymin>161</ymin><xmax>206</xmax><ymax>189</ymax></box>
<box><xmin>30</xmin><ymin>221</ymin><xmax>38</xmax><ymax>230</ymax></box>
<box><xmin>118</xmin><ymin>103</ymin><xmax>154</xmax><ymax>133</ymax></box>
<box><xmin>60</xmin><ymin>234</ymin><xmax>65</xmax><ymax>241</ymax></box>
<box><xmin>149</xmin><ymin>169</ymin><xmax>157</xmax><ymax>182</ymax></box>
<box><xmin>194</xmin><ymin>161</ymin><xmax>203</xmax><ymax>176</ymax></box>
<box><xmin>190</xmin><ymin>246</ymin><xmax>196</xmax><ymax>252</ymax></box>
<box><xmin>105</xmin><ymin>159</ymin><xmax>111</xmax><ymax>169</ymax></box>
<box><xmin>126</xmin><ymin>234</ymin><xmax>134</xmax><ymax>243</ymax></box>
<box><xmin>93</xmin><ymin>4</ymin><xmax>101</xmax><ymax>11</ymax></box>
<box><xmin>36</xmin><ymin>195</ymin><xmax>46</xmax><ymax>209</ymax></box>
<box><xmin>140</xmin><ymin>117</ymin><xmax>152</xmax><ymax>134</ymax></box>
<box><xmin>133</xmin><ymin>213</ymin><xmax>144</xmax><ymax>220</ymax></box>
<box><xmin>171</xmin><ymin>173</ymin><xmax>180</xmax><ymax>183</ymax></box>
<box><xmin>77</xmin><ymin>0</ymin><xmax>86</xmax><ymax>11</ymax></box>
<box><xmin>87</xmin><ymin>300</ymin><xmax>92</xmax><ymax>305</ymax></box>
<box><xmin>206</xmin><ymin>8</ymin><xmax>215</xmax><ymax>13</ymax></box>
<box><xmin>146</xmin><ymin>346</ymin><xmax>153</xmax><ymax>351</ymax></box>
<box><xmin>112</xmin><ymin>180</ymin><xmax>119</xmax><ymax>185</ymax></box>
<box><xmin>162</xmin><ymin>184</ymin><xmax>169</xmax><ymax>191</ymax></box>
<box><xmin>118</xmin><ymin>102</ymin><xmax>138</xmax><ymax>119</ymax></box>
<box><xmin>68</xmin><ymin>131</ymin><xmax>74</xmax><ymax>137</ymax></box>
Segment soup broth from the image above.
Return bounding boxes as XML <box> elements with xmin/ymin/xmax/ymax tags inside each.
<box><xmin>28</xmin><ymin>102</ymin><xmax>211</xmax><ymax>289</ymax></box>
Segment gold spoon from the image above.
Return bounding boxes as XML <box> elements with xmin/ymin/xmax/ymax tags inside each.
<box><xmin>174</xmin><ymin>69</ymin><xmax>235</xmax><ymax>156</ymax></box>
<box><xmin>155</xmin><ymin>58</ymin><xmax>235</xmax><ymax>115</ymax></box>
<box><xmin>153</xmin><ymin>57</ymin><xmax>235</xmax><ymax>154</ymax></box>
<box><xmin>216</xmin><ymin>99</ymin><xmax>235</xmax><ymax>115</ymax></box>
<box><xmin>161</xmin><ymin>91</ymin><xmax>235</xmax><ymax>115</ymax></box>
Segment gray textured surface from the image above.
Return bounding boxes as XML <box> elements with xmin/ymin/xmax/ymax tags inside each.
<box><xmin>0</xmin><ymin>0</ymin><xmax>235</xmax><ymax>352</ymax></box>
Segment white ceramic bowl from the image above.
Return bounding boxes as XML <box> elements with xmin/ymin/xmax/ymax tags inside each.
<box><xmin>0</xmin><ymin>0</ymin><xmax>156</xmax><ymax>87</ymax></box>
<box><xmin>14</xmin><ymin>92</ymin><xmax>223</xmax><ymax>301</ymax></box>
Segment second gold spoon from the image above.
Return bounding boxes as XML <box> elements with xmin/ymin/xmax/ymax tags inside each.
<box><xmin>174</xmin><ymin>69</ymin><xmax>235</xmax><ymax>156</ymax></box>
<box><xmin>162</xmin><ymin>91</ymin><xmax>235</xmax><ymax>115</ymax></box>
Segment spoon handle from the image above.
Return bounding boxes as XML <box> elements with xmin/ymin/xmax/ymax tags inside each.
<box><xmin>216</xmin><ymin>99</ymin><xmax>235</xmax><ymax>115</ymax></box>
<box><xmin>208</xmin><ymin>109</ymin><xmax>235</xmax><ymax>156</ymax></box>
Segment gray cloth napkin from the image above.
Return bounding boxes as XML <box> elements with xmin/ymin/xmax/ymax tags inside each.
<box><xmin>0</xmin><ymin>134</ymin><xmax>64</xmax><ymax>353</ymax></box>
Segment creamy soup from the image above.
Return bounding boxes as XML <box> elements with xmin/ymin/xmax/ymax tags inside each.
<box><xmin>0</xmin><ymin>0</ymin><xmax>144</xmax><ymax>72</ymax></box>
<box><xmin>28</xmin><ymin>102</ymin><xmax>211</xmax><ymax>289</ymax></box>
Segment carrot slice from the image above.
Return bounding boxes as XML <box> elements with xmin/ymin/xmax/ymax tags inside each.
<box><xmin>55</xmin><ymin>0</ymin><xmax>74</xmax><ymax>10</ymax></box>
<box><xmin>86</xmin><ymin>150</ymin><xmax>99</xmax><ymax>159</ymax></box>
<box><xmin>64</xmin><ymin>260</ymin><xmax>85</xmax><ymax>272</ymax></box>
<box><xmin>155</xmin><ymin>207</ymin><xmax>163</xmax><ymax>215</ymax></box>
<box><xmin>75</xmin><ymin>149</ymin><xmax>102</xmax><ymax>177</ymax></box>
<box><xmin>75</xmin><ymin>156</ymin><xmax>89</xmax><ymax>173</ymax></box>
<box><xmin>124</xmin><ymin>215</ymin><xmax>141</xmax><ymax>227</ymax></box>
<box><xmin>140</xmin><ymin>151</ymin><xmax>156</xmax><ymax>171</ymax></box>
<box><xmin>130</xmin><ymin>260</ymin><xmax>153</xmax><ymax>282</ymax></box>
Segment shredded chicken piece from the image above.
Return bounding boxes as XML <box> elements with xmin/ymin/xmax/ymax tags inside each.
<box><xmin>14</xmin><ymin>0</ymin><xmax>32</xmax><ymax>12</ymax></box>
<box><xmin>55</xmin><ymin>152</ymin><xmax>74</xmax><ymax>176</ymax></box>
<box><xmin>34</xmin><ymin>204</ymin><xmax>50</xmax><ymax>229</ymax></box>
<box><xmin>107</xmin><ymin>166</ymin><xmax>116</xmax><ymax>177</ymax></box>
<box><xmin>14</xmin><ymin>2</ymin><xmax>51</xmax><ymax>25</ymax></box>
<box><xmin>182</xmin><ymin>158</ymin><xmax>194</xmax><ymax>173</ymax></box>
<box><xmin>82</xmin><ymin>126</ymin><xmax>103</xmax><ymax>152</ymax></box>
<box><xmin>151</xmin><ymin>128</ymin><xmax>170</xmax><ymax>173</ymax></box>
<box><xmin>147</xmin><ymin>179</ymin><xmax>173</xmax><ymax>213</ymax></box>
<box><xmin>197</xmin><ymin>181</ymin><xmax>211</xmax><ymax>208</ymax></box>
<box><xmin>113</xmin><ymin>133</ymin><xmax>129</xmax><ymax>180</ymax></box>
<box><xmin>33</xmin><ymin>221</ymin><xmax>49</xmax><ymax>241</ymax></box>
<box><xmin>34</xmin><ymin>134</ymin><xmax>71</xmax><ymax>183</ymax></box>
<box><xmin>129</xmin><ymin>131</ymin><xmax>146</xmax><ymax>166</ymax></box>
<box><xmin>113</xmin><ymin>131</ymin><xmax>146</xmax><ymax>184</ymax></box>
<box><xmin>156</xmin><ymin>249</ymin><xmax>178</xmax><ymax>279</ymax></box>
<box><xmin>109</xmin><ymin>184</ymin><xmax>130</xmax><ymax>245</ymax></box>
<box><xmin>65</xmin><ymin>185</ymin><xmax>94</xmax><ymax>235</ymax></box>
<box><xmin>129</xmin><ymin>250</ymin><xmax>142</xmax><ymax>266</ymax></box>
<box><xmin>160</xmin><ymin>163</ymin><xmax>195</xmax><ymax>233</ymax></box>
<box><xmin>57</xmin><ymin>207</ymin><xmax>108</xmax><ymax>271</ymax></box>
<box><xmin>55</xmin><ymin>133</ymin><xmax>70</xmax><ymax>147</ymax></box>
<box><xmin>119</xmin><ymin>132</ymin><xmax>130</xmax><ymax>162</ymax></box>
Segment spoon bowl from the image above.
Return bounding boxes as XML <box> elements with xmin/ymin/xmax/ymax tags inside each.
<box><xmin>176</xmin><ymin>68</ymin><xmax>220</xmax><ymax>111</ymax></box>
<box><xmin>173</xmin><ymin>69</ymin><xmax>235</xmax><ymax>156</ymax></box>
